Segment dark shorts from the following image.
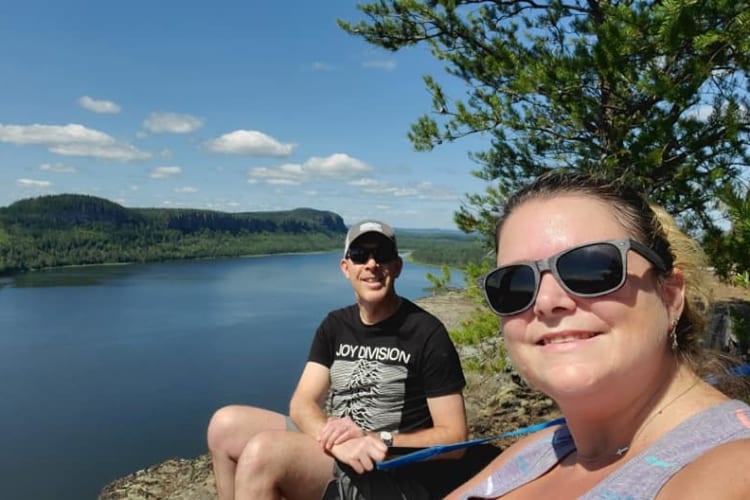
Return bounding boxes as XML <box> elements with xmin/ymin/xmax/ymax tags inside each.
<box><xmin>322</xmin><ymin>445</ymin><xmax>501</xmax><ymax>500</ymax></box>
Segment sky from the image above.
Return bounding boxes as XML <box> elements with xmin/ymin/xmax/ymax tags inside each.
<box><xmin>0</xmin><ymin>0</ymin><xmax>490</xmax><ymax>230</ymax></box>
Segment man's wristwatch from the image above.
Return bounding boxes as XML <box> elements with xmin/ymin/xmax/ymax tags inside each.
<box><xmin>379</xmin><ymin>431</ymin><xmax>393</xmax><ymax>447</ymax></box>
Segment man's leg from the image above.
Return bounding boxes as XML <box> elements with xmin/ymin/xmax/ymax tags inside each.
<box><xmin>207</xmin><ymin>405</ymin><xmax>288</xmax><ymax>500</ymax></box>
<box><xmin>234</xmin><ymin>430</ymin><xmax>335</xmax><ymax>500</ymax></box>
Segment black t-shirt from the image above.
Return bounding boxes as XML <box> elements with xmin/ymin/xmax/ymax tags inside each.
<box><xmin>308</xmin><ymin>298</ymin><xmax>466</xmax><ymax>433</ymax></box>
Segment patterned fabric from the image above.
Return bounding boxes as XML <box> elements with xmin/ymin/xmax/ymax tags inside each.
<box><xmin>308</xmin><ymin>298</ymin><xmax>466</xmax><ymax>433</ymax></box>
<box><xmin>462</xmin><ymin>399</ymin><xmax>750</xmax><ymax>499</ymax></box>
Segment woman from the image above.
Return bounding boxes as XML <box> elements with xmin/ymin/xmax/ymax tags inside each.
<box><xmin>447</xmin><ymin>171</ymin><xmax>750</xmax><ymax>499</ymax></box>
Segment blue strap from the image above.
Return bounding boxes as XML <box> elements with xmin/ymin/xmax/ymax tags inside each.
<box><xmin>376</xmin><ymin>417</ymin><xmax>565</xmax><ymax>470</ymax></box>
<box><xmin>376</xmin><ymin>362</ymin><xmax>750</xmax><ymax>471</ymax></box>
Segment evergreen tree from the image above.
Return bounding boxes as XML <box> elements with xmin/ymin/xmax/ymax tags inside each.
<box><xmin>339</xmin><ymin>0</ymin><xmax>750</xmax><ymax>241</ymax></box>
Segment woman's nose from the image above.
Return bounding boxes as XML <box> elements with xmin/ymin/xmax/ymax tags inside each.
<box><xmin>533</xmin><ymin>271</ymin><xmax>577</xmax><ymax>316</ymax></box>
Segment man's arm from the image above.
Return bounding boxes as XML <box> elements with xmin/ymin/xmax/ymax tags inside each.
<box><xmin>387</xmin><ymin>393</ymin><xmax>468</xmax><ymax>458</ymax></box>
<box><xmin>290</xmin><ymin>361</ymin><xmax>389</xmax><ymax>473</ymax></box>
<box><xmin>288</xmin><ymin>361</ymin><xmax>331</xmax><ymax>438</ymax></box>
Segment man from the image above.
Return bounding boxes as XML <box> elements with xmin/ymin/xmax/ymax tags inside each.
<box><xmin>207</xmin><ymin>219</ymin><xmax>470</xmax><ymax>499</ymax></box>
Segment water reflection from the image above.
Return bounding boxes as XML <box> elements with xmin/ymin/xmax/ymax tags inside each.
<box><xmin>7</xmin><ymin>264</ymin><xmax>136</xmax><ymax>288</ymax></box>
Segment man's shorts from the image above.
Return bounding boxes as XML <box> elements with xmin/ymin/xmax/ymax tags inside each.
<box><xmin>285</xmin><ymin>416</ymin><xmax>299</xmax><ymax>432</ymax></box>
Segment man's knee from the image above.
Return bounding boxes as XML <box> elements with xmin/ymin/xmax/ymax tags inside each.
<box><xmin>207</xmin><ymin>405</ymin><xmax>245</xmax><ymax>451</ymax></box>
<box><xmin>236</xmin><ymin>431</ymin><xmax>282</xmax><ymax>476</ymax></box>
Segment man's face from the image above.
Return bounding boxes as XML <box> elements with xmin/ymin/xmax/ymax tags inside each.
<box><xmin>340</xmin><ymin>234</ymin><xmax>402</xmax><ymax>304</ymax></box>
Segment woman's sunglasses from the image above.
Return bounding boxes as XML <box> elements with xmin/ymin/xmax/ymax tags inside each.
<box><xmin>346</xmin><ymin>245</ymin><xmax>398</xmax><ymax>264</ymax></box>
<box><xmin>479</xmin><ymin>238</ymin><xmax>670</xmax><ymax>316</ymax></box>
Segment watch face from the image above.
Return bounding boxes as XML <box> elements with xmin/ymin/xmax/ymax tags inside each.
<box><xmin>379</xmin><ymin>431</ymin><xmax>393</xmax><ymax>446</ymax></box>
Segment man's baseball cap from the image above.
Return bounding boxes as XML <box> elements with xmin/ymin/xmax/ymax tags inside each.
<box><xmin>343</xmin><ymin>219</ymin><xmax>397</xmax><ymax>257</ymax></box>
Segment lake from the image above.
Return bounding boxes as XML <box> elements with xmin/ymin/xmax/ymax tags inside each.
<box><xmin>0</xmin><ymin>252</ymin><xmax>464</xmax><ymax>500</ymax></box>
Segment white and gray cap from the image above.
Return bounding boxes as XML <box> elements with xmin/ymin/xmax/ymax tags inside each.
<box><xmin>343</xmin><ymin>219</ymin><xmax>397</xmax><ymax>257</ymax></box>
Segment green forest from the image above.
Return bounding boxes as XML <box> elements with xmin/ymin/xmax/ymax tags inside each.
<box><xmin>0</xmin><ymin>194</ymin><xmax>485</xmax><ymax>276</ymax></box>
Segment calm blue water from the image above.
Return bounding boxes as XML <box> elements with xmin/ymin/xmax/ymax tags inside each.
<box><xmin>0</xmin><ymin>253</ymin><xmax>464</xmax><ymax>500</ymax></box>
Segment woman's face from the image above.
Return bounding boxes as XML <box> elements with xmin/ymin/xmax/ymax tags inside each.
<box><xmin>497</xmin><ymin>195</ymin><xmax>682</xmax><ymax>399</ymax></box>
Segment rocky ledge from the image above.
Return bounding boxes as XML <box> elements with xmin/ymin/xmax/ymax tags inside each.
<box><xmin>99</xmin><ymin>286</ymin><xmax>749</xmax><ymax>499</ymax></box>
<box><xmin>99</xmin><ymin>291</ymin><xmax>558</xmax><ymax>499</ymax></box>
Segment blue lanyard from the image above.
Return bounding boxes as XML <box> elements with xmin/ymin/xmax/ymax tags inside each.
<box><xmin>376</xmin><ymin>362</ymin><xmax>750</xmax><ymax>471</ymax></box>
<box><xmin>376</xmin><ymin>416</ymin><xmax>565</xmax><ymax>470</ymax></box>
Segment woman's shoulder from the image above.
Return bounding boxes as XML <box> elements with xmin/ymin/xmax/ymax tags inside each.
<box><xmin>659</xmin><ymin>437</ymin><xmax>750</xmax><ymax>498</ymax></box>
<box><xmin>654</xmin><ymin>399</ymin><xmax>750</xmax><ymax>498</ymax></box>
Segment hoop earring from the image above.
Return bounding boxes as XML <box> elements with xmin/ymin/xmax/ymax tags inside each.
<box><xmin>669</xmin><ymin>319</ymin><xmax>679</xmax><ymax>351</ymax></box>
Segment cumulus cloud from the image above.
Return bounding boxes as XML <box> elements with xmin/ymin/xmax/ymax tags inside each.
<box><xmin>78</xmin><ymin>96</ymin><xmax>122</xmax><ymax>114</ymax></box>
<box><xmin>208</xmin><ymin>130</ymin><xmax>296</xmax><ymax>157</ymax></box>
<box><xmin>0</xmin><ymin>123</ymin><xmax>113</xmax><ymax>145</ymax></box>
<box><xmin>362</xmin><ymin>59</ymin><xmax>397</xmax><ymax>71</ymax></box>
<box><xmin>248</xmin><ymin>153</ymin><xmax>372</xmax><ymax>184</ymax></box>
<box><xmin>143</xmin><ymin>112</ymin><xmax>204</xmax><ymax>133</ymax></box>
<box><xmin>174</xmin><ymin>186</ymin><xmax>198</xmax><ymax>193</ymax></box>
<box><xmin>0</xmin><ymin>123</ymin><xmax>151</xmax><ymax>161</ymax></box>
<box><xmin>39</xmin><ymin>162</ymin><xmax>77</xmax><ymax>173</ymax></box>
<box><xmin>17</xmin><ymin>178</ymin><xmax>52</xmax><ymax>187</ymax></box>
<box><xmin>149</xmin><ymin>166</ymin><xmax>182</xmax><ymax>178</ymax></box>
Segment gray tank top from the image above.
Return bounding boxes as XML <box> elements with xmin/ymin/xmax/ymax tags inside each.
<box><xmin>462</xmin><ymin>399</ymin><xmax>750</xmax><ymax>499</ymax></box>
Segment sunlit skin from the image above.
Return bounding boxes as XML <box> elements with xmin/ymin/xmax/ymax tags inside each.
<box><xmin>340</xmin><ymin>234</ymin><xmax>403</xmax><ymax>325</ymax></box>
<box><xmin>497</xmin><ymin>195</ymin><xmax>694</xmax><ymax>456</ymax></box>
<box><xmin>445</xmin><ymin>193</ymin><xmax>749</xmax><ymax>499</ymax></box>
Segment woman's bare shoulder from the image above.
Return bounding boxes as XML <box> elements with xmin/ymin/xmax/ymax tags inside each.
<box><xmin>659</xmin><ymin>438</ymin><xmax>750</xmax><ymax>499</ymax></box>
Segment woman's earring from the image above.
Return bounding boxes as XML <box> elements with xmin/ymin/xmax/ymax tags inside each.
<box><xmin>669</xmin><ymin>319</ymin><xmax>679</xmax><ymax>351</ymax></box>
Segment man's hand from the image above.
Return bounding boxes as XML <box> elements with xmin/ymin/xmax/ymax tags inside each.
<box><xmin>329</xmin><ymin>435</ymin><xmax>388</xmax><ymax>474</ymax></box>
<box><xmin>317</xmin><ymin>416</ymin><xmax>365</xmax><ymax>450</ymax></box>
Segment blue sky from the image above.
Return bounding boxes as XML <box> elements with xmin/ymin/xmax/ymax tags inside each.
<box><xmin>0</xmin><ymin>1</ymin><xmax>488</xmax><ymax>229</ymax></box>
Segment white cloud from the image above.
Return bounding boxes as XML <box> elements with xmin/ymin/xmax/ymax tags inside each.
<box><xmin>248</xmin><ymin>153</ymin><xmax>372</xmax><ymax>184</ymax></box>
<box><xmin>305</xmin><ymin>154</ymin><xmax>371</xmax><ymax>176</ymax></box>
<box><xmin>0</xmin><ymin>123</ymin><xmax>151</xmax><ymax>161</ymax></box>
<box><xmin>208</xmin><ymin>130</ymin><xmax>296</xmax><ymax>157</ymax></box>
<box><xmin>149</xmin><ymin>166</ymin><xmax>182</xmax><ymax>178</ymax></box>
<box><xmin>78</xmin><ymin>96</ymin><xmax>122</xmax><ymax>114</ymax></box>
<box><xmin>143</xmin><ymin>112</ymin><xmax>204</xmax><ymax>133</ymax></box>
<box><xmin>685</xmin><ymin>104</ymin><xmax>714</xmax><ymax>122</ymax></box>
<box><xmin>349</xmin><ymin>177</ymin><xmax>383</xmax><ymax>188</ymax></box>
<box><xmin>17</xmin><ymin>178</ymin><xmax>51</xmax><ymax>187</ymax></box>
<box><xmin>50</xmin><ymin>143</ymin><xmax>151</xmax><ymax>161</ymax></box>
<box><xmin>267</xmin><ymin>178</ymin><xmax>300</xmax><ymax>186</ymax></box>
<box><xmin>39</xmin><ymin>162</ymin><xmax>77</xmax><ymax>173</ymax></box>
<box><xmin>0</xmin><ymin>123</ymin><xmax>114</xmax><ymax>145</ymax></box>
<box><xmin>348</xmin><ymin>178</ymin><xmax>459</xmax><ymax>201</ymax></box>
<box><xmin>174</xmin><ymin>186</ymin><xmax>198</xmax><ymax>193</ymax></box>
<box><xmin>362</xmin><ymin>59</ymin><xmax>397</xmax><ymax>71</ymax></box>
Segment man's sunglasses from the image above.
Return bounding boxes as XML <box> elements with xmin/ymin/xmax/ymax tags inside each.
<box><xmin>479</xmin><ymin>238</ymin><xmax>669</xmax><ymax>316</ymax></box>
<box><xmin>346</xmin><ymin>245</ymin><xmax>398</xmax><ymax>264</ymax></box>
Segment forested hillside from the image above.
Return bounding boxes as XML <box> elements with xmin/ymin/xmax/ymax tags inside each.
<box><xmin>0</xmin><ymin>194</ymin><xmax>347</xmax><ymax>274</ymax></box>
<box><xmin>0</xmin><ymin>194</ymin><xmax>487</xmax><ymax>276</ymax></box>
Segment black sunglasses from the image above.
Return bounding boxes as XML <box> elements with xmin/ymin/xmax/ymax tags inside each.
<box><xmin>346</xmin><ymin>245</ymin><xmax>398</xmax><ymax>264</ymax></box>
<box><xmin>479</xmin><ymin>238</ymin><xmax>669</xmax><ymax>316</ymax></box>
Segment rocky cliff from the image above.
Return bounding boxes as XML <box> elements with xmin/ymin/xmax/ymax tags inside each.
<box><xmin>99</xmin><ymin>285</ymin><xmax>749</xmax><ymax>499</ymax></box>
<box><xmin>98</xmin><ymin>291</ymin><xmax>559</xmax><ymax>499</ymax></box>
